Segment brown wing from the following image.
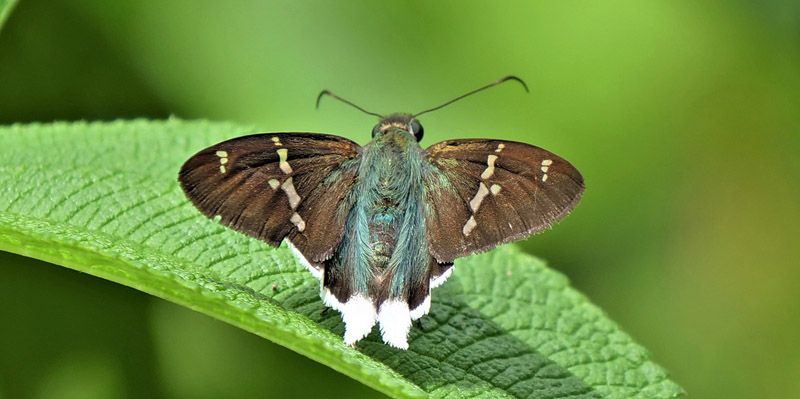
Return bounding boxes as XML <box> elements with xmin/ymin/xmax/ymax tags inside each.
<box><xmin>178</xmin><ymin>133</ymin><xmax>361</xmax><ymax>267</ymax></box>
<box><xmin>424</xmin><ymin>139</ymin><xmax>584</xmax><ymax>263</ymax></box>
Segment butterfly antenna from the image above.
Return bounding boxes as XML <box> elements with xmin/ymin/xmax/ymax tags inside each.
<box><xmin>316</xmin><ymin>90</ymin><xmax>384</xmax><ymax>118</ymax></box>
<box><xmin>413</xmin><ymin>75</ymin><xmax>529</xmax><ymax>118</ymax></box>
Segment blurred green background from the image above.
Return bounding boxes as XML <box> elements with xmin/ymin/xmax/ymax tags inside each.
<box><xmin>1</xmin><ymin>0</ymin><xmax>798</xmax><ymax>398</ymax></box>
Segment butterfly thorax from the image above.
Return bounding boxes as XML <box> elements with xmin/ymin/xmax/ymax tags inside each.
<box><xmin>334</xmin><ymin>127</ymin><xmax>429</xmax><ymax>304</ymax></box>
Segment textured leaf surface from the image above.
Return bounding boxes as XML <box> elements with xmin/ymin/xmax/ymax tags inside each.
<box><xmin>0</xmin><ymin>120</ymin><xmax>685</xmax><ymax>398</ymax></box>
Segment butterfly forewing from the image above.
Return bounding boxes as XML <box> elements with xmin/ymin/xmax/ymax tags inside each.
<box><xmin>424</xmin><ymin>139</ymin><xmax>584</xmax><ymax>263</ymax></box>
<box><xmin>178</xmin><ymin>133</ymin><xmax>361</xmax><ymax>267</ymax></box>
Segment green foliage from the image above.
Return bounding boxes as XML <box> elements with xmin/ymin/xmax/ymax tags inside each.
<box><xmin>0</xmin><ymin>0</ymin><xmax>17</xmax><ymax>32</ymax></box>
<box><xmin>0</xmin><ymin>120</ymin><xmax>684</xmax><ymax>398</ymax></box>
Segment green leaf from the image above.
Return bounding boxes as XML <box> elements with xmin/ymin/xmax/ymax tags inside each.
<box><xmin>0</xmin><ymin>0</ymin><xmax>18</xmax><ymax>33</ymax></box>
<box><xmin>0</xmin><ymin>120</ymin><xmax>685</xmax><ymax>399</ymax></box>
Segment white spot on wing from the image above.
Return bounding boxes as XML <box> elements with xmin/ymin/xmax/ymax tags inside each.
<box><xmin>322</xmin><ymin>290</ymin><xmax>379</xmax><ymax>346</ymax></box>
<box><xmin>277</xmin><ymin>148</ymin><xmax>293</xmax><ymax>174</ymax></box>
<box><xmin>286</xmin><ymin>239</ymin><xmax>321</xmax><ymax>279</ymax></box>
<box><xmin>495</xmin><ymin>143</ymin><xmax>505</xmax><ymax>152</ymax></box>
<box><xmin>268</xmin><ymin>179</ymin><xmax>280</xmax><ymax>190</ymax></box>
<box><xmin>490</xmin><ymin>184</ymin><xmax>502</xmax><ymax>195</ymax></box>
<box><xmin>271</xmin><ymin>137</ymin><xmax>282</xmax><ymax>146</ymax></box>
<box><xmin>541</xmin><ymin>159</ymin><xmax>553</xmax><ymax>166</ymax></box>
<box><xmin>280</xmin><ymin>177</ymin><xmax>301</xmax><ymax>209</ymax></box>
<box><xmin>216</xmin><ymin>150</ymin><xmax>228</xmax><ymax>158</ymax></box>
<box><xmin>290</xmin><ymin>212</ymin><xmax>306</xmax><ymax>232</ymax></box>
<box><xmin>378</xmin><ymin>299</ymin><xmax>411</xmax><ymax>349</ymax></box>
<box><xmin>219</xmin><ymin>165</ymin><xmax>226</xmax><ymax>173</ymax></box>
<box><xmin>481</xmin><ymin>154</ymin><xmax>499</xmax><ymax>180</ymax></box>
<box><xmin>542</xmin><ymin>174</ymin><xmax>548</xmax><ymax>182</ymax></box>
<box><xmin>340</xmin><ymin>293</ymin><xmax>378</xmax><ymax>346</ymax></box>
<box><xmin>469</xmin><ymin>182</ymin><xmax>490</xmax><ymax>213</ymax></box>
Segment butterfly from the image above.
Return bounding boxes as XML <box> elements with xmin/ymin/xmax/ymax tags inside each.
<box><xmin>178</xmin><ymin>76</ymin><xmax>584</xmax><ymax>349</ymax></box>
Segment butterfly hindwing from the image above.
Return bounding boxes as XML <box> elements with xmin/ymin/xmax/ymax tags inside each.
<box><xmin>424</xmin><ymin>139</ymin><xmax>584</xmax><ymax>263</ymax></box>
<box><xmin>178</xmin><ymin>133</ymin><xmax>361</xmax><ymax>268</ymax></box>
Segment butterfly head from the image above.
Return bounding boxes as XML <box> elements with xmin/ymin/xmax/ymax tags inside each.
<box><xmin>372</xmin><ymin>113</ymin><xmax>424</xmax><ymax>142</ymax></box>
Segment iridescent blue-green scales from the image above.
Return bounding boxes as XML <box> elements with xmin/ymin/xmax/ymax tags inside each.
<box><xmin>322</xmin><ymin>115</ymin><xmax>434</xmax><ymax>348</ymax></box>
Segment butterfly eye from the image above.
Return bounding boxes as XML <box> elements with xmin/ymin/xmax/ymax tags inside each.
<box><xmin>410</xmin><ymin>120</ymin><xmax>424</xmax><ymax>141</ymax></box>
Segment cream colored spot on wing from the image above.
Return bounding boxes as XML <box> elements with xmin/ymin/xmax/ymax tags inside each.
<box><xmin>490</xmin><ymin>184</ymin><xmax>502</xmax><ymax>195</ymax></box>
<box><xmin>277</xmin><ymin>148</ymin><xmax>293</xmax><ymax>174</ymax></box>
<box><xmin>272</xmin><ymin>137</ymin><xmax>282</xmax><ymax>146</ymax></box>
<box><xmin>469</xmin><ymin>182</ymin><xmax>490</xmax><ymax>212</ymax></box>
<box><xmin>495</xmin><ymin>143</ymin><xmax>505</xmax><ymax>152</ymax></box>
<box><xmin>462</xmin><ymin>215</ymin><xmax>478</xmax><ymax>236</ymax></box>
<box><xmin>290</xmin><ymin>212</ymin><xmax>306</xmax><ymax>232</ymax></box>
<box><xmin>481</xmin><ymin>155</ymin><xmax>498</xmax><ymax>180</ymax></box>
<box><xmin>216</xmin><ymin>150</ymin><xmax>229</xmax><ymax>173</ymax></box>
<box><xmin>541</xmin><ymin>160</ymin><xmax>552</xmax><ymax>181</ymax></box>
<box><xmin>281</xmin><ymin>177</ymin><xmax>301</xmax><ymax>209</ymax></box>
<box><xmin>268</xmin><ymin>179</ymin><xmax>280</xmax><ymax>190</ymax></box>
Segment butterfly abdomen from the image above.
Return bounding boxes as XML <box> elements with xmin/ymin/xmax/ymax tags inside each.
<box><xmin>369</xmin><ymin>209</ymin><xmax>397</xmax><ymax>271</ymax></box>
<box><xmin>320</xmin><ymin>129</ymin><xmax>435</xmax><ymax>348</ymax></box>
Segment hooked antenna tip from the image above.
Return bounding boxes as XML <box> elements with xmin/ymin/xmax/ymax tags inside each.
<box><xmin>413</xmin><ymin>74</ymin><xmax>529</xmax><ymax>117</ymax></box>
<box><xmin>314</xmin><ymin>89</ymin><xmax>384</xmax><ymax>118</ymax></box>
<box><xmin>496</xmin><ymin>75</ymin><xmax>529</xmax><ymax>93</ymax></box>
<box><xmin>315</xmin><ymin>90</ymin><xmax>332</xmax><ymax>110</ymax></box>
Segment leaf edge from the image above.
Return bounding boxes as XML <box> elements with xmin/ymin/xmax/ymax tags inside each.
<box><xmin>0</xmin><ymin>211</ymin><xmax>427</xmax><ymax>399</ymax></box>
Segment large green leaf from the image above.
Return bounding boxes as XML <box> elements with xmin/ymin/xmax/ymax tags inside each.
<box><xmin>0</xmin><ymin>120</ymin><xmax>685</xmax><ymax>398</ymax></box>
<box><xmin>0</xmin><ymin>0</ymin><xmax>18</xmax><ymax>33</ymax></box>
